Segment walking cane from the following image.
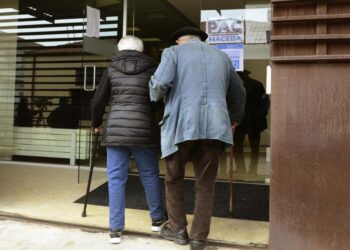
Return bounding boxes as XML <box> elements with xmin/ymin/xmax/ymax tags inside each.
<box><xmin>81</xmin><ymin>131</ymin><xmax>100</xmax><ymax>217</ymax></box>
<box><xmin>229</xmin><ymin>145</ymin><xmax>234</xmax><ymax>217</ymax></box>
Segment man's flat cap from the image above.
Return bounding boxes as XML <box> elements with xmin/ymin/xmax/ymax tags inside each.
<box><xmin>172</xmin><ymin>26</ymin><xmax>208</xmax><ymax>41</ymax></box>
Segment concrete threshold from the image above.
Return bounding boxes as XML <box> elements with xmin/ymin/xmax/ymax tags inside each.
<box><xmin>0</xmin><ymin>211</ymin><xmax>268</xmax><ymax>249</ymax></box>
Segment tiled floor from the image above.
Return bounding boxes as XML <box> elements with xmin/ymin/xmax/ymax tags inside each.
<box><xmin>0</xmin><ymin>162</ymin><xmax>269</xmax><ymax>247</ymax></box>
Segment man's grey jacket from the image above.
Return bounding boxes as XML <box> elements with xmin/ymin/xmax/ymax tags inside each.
<box><xmin>149</xmin><ymin>38</ymin><xmax>246</xmax><ymax>158</ymax></box>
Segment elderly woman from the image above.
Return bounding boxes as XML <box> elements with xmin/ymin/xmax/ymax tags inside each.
<box><xmin>91</xmin><ymin>36</ymin><xmax>166</xmax><ymax>244</ymax></box>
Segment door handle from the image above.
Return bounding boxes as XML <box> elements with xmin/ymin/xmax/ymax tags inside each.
<box><xmin>83</xmin><ymin>65</ymin><xmax>96</xmax><ymax>91</ymax></box>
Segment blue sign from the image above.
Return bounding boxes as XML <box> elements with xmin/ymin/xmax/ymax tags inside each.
<box><xmin>213</xmin><ymin>44</ymin><xmax>244</xmax><ymax>71</ymax></box>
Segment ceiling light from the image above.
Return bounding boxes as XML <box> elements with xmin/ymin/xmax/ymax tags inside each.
<box><xmin>0</xmin><ymin>20</ymin><xmax>51</xmax><ymax>27</ymax></box>
<box><xmin>43</xmin><ymin>13</ymin><xmax>53</xmax><ymax>18</ymax></box>
<box><xmin>18</xmin><ymin>33</ymin><xmax>83</xmax><ymax>40</ymax></box>
<box><xmin>0</xmin><ymin>8</ymin><xmax>18</xmax><ymax>14</ymax></box>
<box><xmin>0</xmin><ymin>23</ymin><xmax>117</xmax><ymax>34</ymax></box>
<box><xmin>55</xmin><ymin>18</ymin><xmax>104</xmax><ymax>24</ymax></box>
<box><xmin>36</xmin><ymin>40</ymin><xmax>82</xmax><ymax>47</ymax></box>
<box><xmin>0</xmin><ymin>26</ymin><xmax>83</xmax><ymax>34</ymax></box>
<box><xmin>0</xmin><ymin>14</ymin><xmax>34</xmax><ymax>21</ymax></box>
<box><xmin>55</xmin><ymin>18</ymin><xmax>86</xmax><ymax>24</ymax></box>
<box><xmin>106</xmin><ymin>16</ymin><xmax>118</xmax><ymax>21</ymax></box>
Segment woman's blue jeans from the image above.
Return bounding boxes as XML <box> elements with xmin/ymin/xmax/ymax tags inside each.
<box><xmin>106</xmin><ymin>146</ymin><xmax>164</xmax><ymax>231</ymax></box>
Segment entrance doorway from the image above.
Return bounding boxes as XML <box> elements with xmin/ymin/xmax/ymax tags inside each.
<box><xmin>124</xmin><ymin>0</ymin><xmax>271</xmax><ymax>220</ymax></box>
<box><xmin>0</xmin><ymin>0</ymin><xmax>271</xmax><ymax>246</ymax></box>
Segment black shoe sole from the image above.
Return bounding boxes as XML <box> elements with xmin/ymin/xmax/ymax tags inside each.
<box><xmin>161</xmin><ymin>234</ymin><xmax>189</xmax><ymax>245</ymax></box>
<box><xmin>190</xmin><ymin>243</ymin><xmax>207</xmax><ymax>250</ymax></box>
<box><xmin>160</xmin><ymin>230</ymin><xmax>189</xmax><ymax>245</ymax></box>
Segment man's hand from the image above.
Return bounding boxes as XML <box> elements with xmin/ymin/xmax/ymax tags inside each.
<box><xmin>231</xmin><ymin>122</ymin><xmax>238</xmax><ymax>131</ymax></box>
<box><xmin>92</xmin><ymin>127</ymin><xmax>101</xmax><ymax>134</ymax></box>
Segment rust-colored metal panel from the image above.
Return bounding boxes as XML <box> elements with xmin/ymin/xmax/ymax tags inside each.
<box><xmin>328</xmin><ymin>0</ymin><xmax>350</xmax><ymax>14</ymax></box>
<box><xmin>272</xmin><ymin>22</ymin><xmax>316</xmax><ymax>36</ymax></box>
<box><xmin>327</xmin><ymin>1</ymin><xmax>350</xmax><ymax>55</ymax></box>
<box><xmin>272</xmin><ymin>41</ymin><xmax>317</xmax><ymax>57</ymax></box>
<box><xmin>270</xmin><ymin>0</ymin><xmax>350</xmax><ymax>249</ymax></box>
<box><xmin>273</xmin><ymin>2</ymin><xmax>317</xmax><ymax>17</ymax></box>
<box><xmin>270</xmin><ymin>63</ymin><xmax>350</xmax><ymax>250</ymax></box>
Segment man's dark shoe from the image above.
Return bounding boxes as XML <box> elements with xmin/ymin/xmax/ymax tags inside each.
<box><xmin>190</xmin><ymin>240</ymin><xmax>207</xmax><ymax>250</ymax></box>
<box><xmin>160</xmin><ymin>222</ymin><xmax>189</xmax><ymax>245</ymax></box>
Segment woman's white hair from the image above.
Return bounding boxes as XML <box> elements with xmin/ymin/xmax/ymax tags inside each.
<box><xmin>117</xmin><ymin>35</ymin><xmax>144</xmax><ymax>52</ymax></box>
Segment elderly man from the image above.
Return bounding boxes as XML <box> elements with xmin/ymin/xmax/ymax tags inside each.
<box><xmin>149</xmin><ymin>26</ymin><xmax>246</xmax><ymax>250</ymax></box>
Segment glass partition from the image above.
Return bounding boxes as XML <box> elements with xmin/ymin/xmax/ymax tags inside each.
<box><xmin>0</xmin><ymin>0</ymin><xmax>122</xmax><ymax>172</ymax></box>
<box><xmin>202</xmin><ymin>0</ymin><xmax>271</xmax><ymax>183</ymax></box>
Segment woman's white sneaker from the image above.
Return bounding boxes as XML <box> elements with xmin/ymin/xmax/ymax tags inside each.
<box><xmin>151</xmin><ymin>216</ymin><xmax>168</xmax><ymax>232</ymax></box>
<box><xmin>109</xmin><ymin>229</ymin><xmax>123</xmax><ymax>244</ymax></box>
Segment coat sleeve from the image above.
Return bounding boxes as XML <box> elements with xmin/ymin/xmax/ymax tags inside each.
<box><xmin>149</xmin><ymin>48</ymin><xmax>175</xmax><ymax>102</ymax></box>
<box><xmin>227</xmin><ymin>64</ymin><xmax>246</xmax><ymax>125</ymax></box>
<box><xmin>91</xmin><ymin>68</ymin><xmax>111</xmax><ymax>128</ymax></box>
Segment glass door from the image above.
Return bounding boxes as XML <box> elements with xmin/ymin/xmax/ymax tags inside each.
<box><xmin>1</xmin><ymin>0</ymin><xmax>114</xmax><ymax>167</ymax></box>
<box><xmin>0</xmin><ymin>0</ymin><xmax>123</xmax><ymax>179</ymax></box>
<box><xmin>201</xmin><ymin>0</ymin><xmax>272</xmax><ymax>184</ymax></box>
<box><xmin>201</xmin><ymin>0</ymin><xmax>271</xmax><ymax>223</ymax></box>
<box><xmin>77</xmin><ymin>0</ymin><xmax>124</xmax><ymax>182</ymax></box>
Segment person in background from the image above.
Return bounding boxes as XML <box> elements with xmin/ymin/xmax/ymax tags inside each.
<box><xmin>14</xmin><ymin>97</ymin><xmax>33</xmax><ymax>127</ymax></box>
<box><xmin>234</xmin><ymin>70</ymin><xmax>270</xmax><ymax>174</ymax></box>
<box><xmin>91</xmin><ymin>35</ymin><xmax>166</xmax><ymax>244</ymax></box>
<box><xmin>149</xmin><ymin>27</ymin><xmax>246</xmax><ymax>250</ymax></box>
<box><xmin>47</xmin><ymin>97</ymin><xmax>79</xmax><ymax>129</ymax></box>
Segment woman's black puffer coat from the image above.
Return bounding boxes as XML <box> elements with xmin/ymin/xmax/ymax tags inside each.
<box><xmin>91</xmin><ymin>50</ymin><xmax>158</xmax><ymax>147</ymax></box>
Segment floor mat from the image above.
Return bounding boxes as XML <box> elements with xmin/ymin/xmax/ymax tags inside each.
<box><xmin>75</xmin><ymin>175</ymin><xmax>269</xmax><ymax>221</ymax></box>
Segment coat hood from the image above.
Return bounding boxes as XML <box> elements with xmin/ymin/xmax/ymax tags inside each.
<box><xmin>111</xmin><ymin>50</ymin><xmax>157</xmax><ymax>75</ymax></box>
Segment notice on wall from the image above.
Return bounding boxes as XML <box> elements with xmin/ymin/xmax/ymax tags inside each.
<box><xmin>86</xmin><ymin>6</ymin><xmax>100</xmax><ymax>38</ymax></box>
<box><xmin>213</xmin><ymin>44</ymin><xmax>244</xmax><ymax>72</ymax></box>
<box><xmin>206</xmin><ymin>19</ymin><xmax>244</xmax><ymax>44</ymax></box>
